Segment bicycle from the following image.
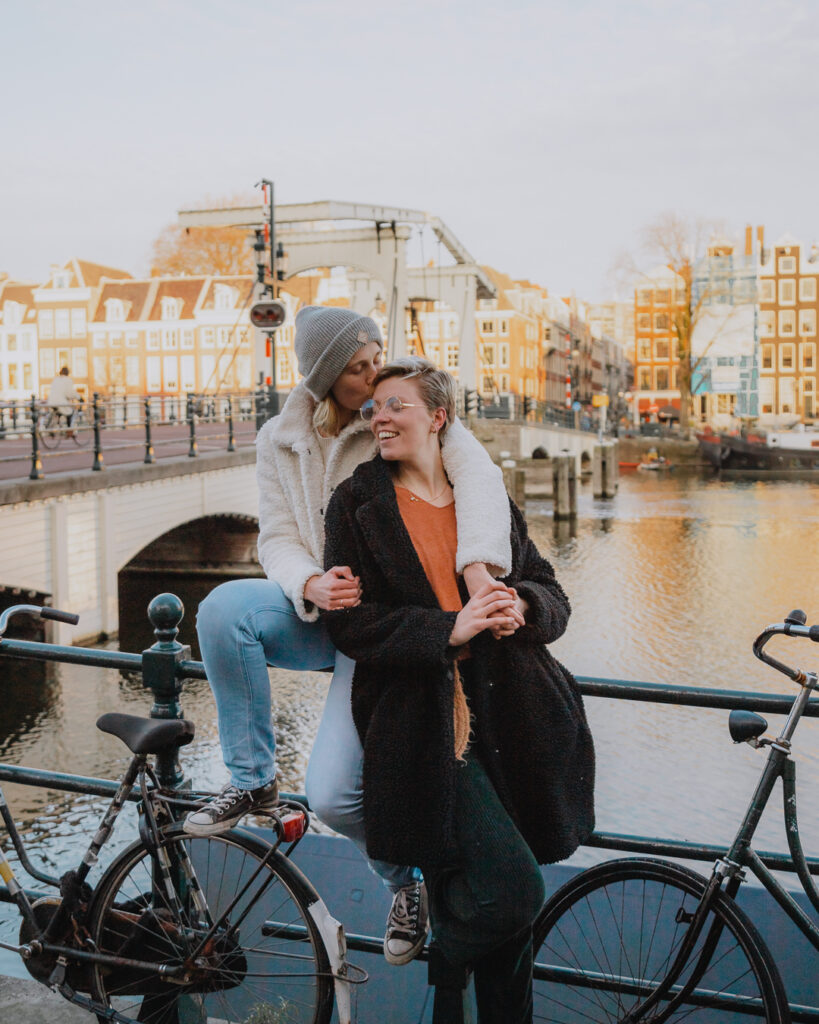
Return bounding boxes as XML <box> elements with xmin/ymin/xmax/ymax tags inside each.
<box><xmin>0</xmin><ymin>603</ymin><xmax>364</xmax><ymax>1024</ymax></box>
<box><xmin>532</xmin><ymin>608</ymin><xmax>819</xmax><ymax>1022</ymax></box>
<box><xmin>39</xmin><ymin>403</ymin><xmax>91</xmax><ymax>449</ymax></box>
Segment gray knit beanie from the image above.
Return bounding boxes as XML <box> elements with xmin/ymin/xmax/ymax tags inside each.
<box><xmin>294</xmin><ymin>306</ymin><xmax>383</xmax><ymax>401</ymax></box>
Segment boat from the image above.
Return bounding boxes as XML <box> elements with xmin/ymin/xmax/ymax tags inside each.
<box><xmin>636</xmin><ymin>449</ymin><xmax>673</xmax><ymax>471</ymax></box>
<box><xmin>698</xmin><ymin>425</ymin><xmax>819</xmax><ymax>474</ymax></box>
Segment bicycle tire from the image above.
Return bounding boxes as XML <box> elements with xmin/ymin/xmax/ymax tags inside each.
<box><xmin>72</xmin><ymin>409</ymin><xmax>91</xmax><ymax>447</ymax></box>
<box><xmin>38</xmin><ymin>411</ymin><xmax>62</xmax><ymax>449</ymax></box>
<box><xmin>532</xmin><ymin>857</ymin><xmax>789</xmax><ymax>1023</ymax></box>
<box><xmin>88</xmin><ymin>825</ymin><xmax>334</xmax><ymax>1024</ymax></box>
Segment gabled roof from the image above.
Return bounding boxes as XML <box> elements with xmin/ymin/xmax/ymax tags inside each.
<box><xmin>774</xmin><ymin>232</ymin><xmax>801</xmax><ymax>249</ymax></box>
<box><xmin>40</xmin><ymin>258</ymin><xmax>132</xmax><ymax>289</ymax></box>
<box><xmin>199</xmin><ymin>275</ymin><xmax>255</xmax><ymax>311</ymax></box>
<box><xmin>92</xmin><ymin>280</ymin><xmax>156</xmax><ymax>323</ymax></box>
<box><xmin>0</xmin><ymin>281</ymin><xmax>38</xmax><ymax>307</ymax></box>
<box><xmin>146</xmin><ymin>277</ymin><xmax>208</xmax><ymax>320</ymax></box>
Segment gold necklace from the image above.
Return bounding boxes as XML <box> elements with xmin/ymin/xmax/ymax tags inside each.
<box><xmin>398</xmin><ymin>478</ymin><xmax>451</xmax><ymax>504</ymax></box>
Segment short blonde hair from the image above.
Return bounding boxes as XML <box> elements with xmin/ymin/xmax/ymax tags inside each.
<box><xmin>373</xmin><ymin>357</ymin><xmax>456</xmax><ymax>436</ymax></box>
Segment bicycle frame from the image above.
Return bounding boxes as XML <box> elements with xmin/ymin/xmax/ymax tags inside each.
<box><xmin>625</xmin><ymin>664</ymin><xmax>819</xmax><ymax>1022</ymax></box>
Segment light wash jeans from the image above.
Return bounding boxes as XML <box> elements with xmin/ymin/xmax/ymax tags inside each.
<box><xmin>196</xmin><ymin>578</ymin><xmax>418</xmax><ymax>891</ymax></box>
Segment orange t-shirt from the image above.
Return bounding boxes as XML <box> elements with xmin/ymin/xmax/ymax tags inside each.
<box><xmin>394</xmin><ymin>486</ymin><xmax>462</xmax><ymax>612</ymax></box>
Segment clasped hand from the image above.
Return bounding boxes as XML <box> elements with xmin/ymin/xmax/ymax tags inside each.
<box><xmin>449</xmin><ymin>580</ymin><xmax>527</xmax><ymax>646</ymax></box>
<box><xmin>304</xmin><ymin>566</ymin><xmax>362</xmax><ymax>611</ymax></box>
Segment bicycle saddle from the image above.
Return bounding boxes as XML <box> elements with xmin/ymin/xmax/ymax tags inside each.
<box><xmin>96</xmin><ymin>713</ymin><xmax>195</xmax><ymax>754</ymax></box>
<box><xmin>728</xmin><ymin>709</ymin><xmax>768</xmax><ymax>744</ymax></box>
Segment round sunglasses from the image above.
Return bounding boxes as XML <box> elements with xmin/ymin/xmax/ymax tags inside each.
<box><xmin>359</xmin><ymin>396</ymin><xmax>421</xmax><ymax>421</ymax></box>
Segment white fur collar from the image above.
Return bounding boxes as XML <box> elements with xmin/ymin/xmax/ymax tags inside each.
<box><xmin>258</xmin><ymin>382</ymin><xmax>372</xmax><ymax>454</ymax></box>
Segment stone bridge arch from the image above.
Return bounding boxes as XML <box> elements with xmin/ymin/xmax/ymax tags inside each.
<box><xmin>118</xmin><ymin>513</ymin><xmax>262</xmax><ymax>657</ymax></box>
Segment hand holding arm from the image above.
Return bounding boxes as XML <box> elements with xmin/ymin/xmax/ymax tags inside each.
<box><xmin>304</xmin><ymin>567</ymin><xmax>361</xmax><ymax>611</ymax></box>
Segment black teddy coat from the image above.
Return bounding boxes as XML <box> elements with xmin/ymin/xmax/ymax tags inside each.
<box><xmin>323</xmin><ymin>455</ymin><xmax>595</xmax><ymax>870</ymax></box>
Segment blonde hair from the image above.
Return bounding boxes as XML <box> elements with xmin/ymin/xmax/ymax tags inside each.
<box><xmin>312</xmin><ymin>391</ymin><xmax>347</xmax><ymax>437</ymax></box>
<box><xmin>372</xmin><ymin>357</ymin><xmax>456</xmax><ymax>436</ymax></box>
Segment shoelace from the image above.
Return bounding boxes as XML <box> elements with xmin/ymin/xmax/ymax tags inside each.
<box><xmin>206</xmin><ymin>786</ymin><xmax>245</xmax><ymax>815</ymax></box>
<box><xmin>390</xmin><ymin>888</ymin><xmax>420</xmax><ymax>932</ymax></box>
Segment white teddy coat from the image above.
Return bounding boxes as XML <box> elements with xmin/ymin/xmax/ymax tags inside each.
<box><xmin>256</xmin><ymin>383</ymin><xmax>512</xmax><ymax>622</ymax></box>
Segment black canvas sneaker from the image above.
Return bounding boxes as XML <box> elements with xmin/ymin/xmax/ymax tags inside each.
<box><xmin>384</xmin><ymin>880</ymin><xmax>429</xmax><ymax>965</ymax></box>
<box><xmin>183</xmin><ymin>779</ymin><xmax>279</xmax><ymax>837</ymax></box>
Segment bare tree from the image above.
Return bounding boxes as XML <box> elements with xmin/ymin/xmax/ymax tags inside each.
<box><xmin>150</xmin><ymin>193</ymin><xmax>257</xmax><ymax>277</ymax></box>
<box><xmin>623</xmin><ymin>213</ymin><xmax>737</xmax><ymax>433</ymax></box>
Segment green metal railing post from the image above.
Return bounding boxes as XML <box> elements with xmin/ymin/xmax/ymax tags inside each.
<box><xmin>187</xmin><ymin>393</ymin><xmax>198</xmax><ymax>458</ymax></box>
<box><xmin>29</xmin><ymin>396</ymin><xmax>43</xmax><ymax>480</ymax></box>
<box><xmin>141</xmin><ymin>594</ymin><xmax>190</xmax><ymax>790</ymax></box>
<box><xmin>91</xmin><ymin>392</ymin><xmax>103</xmax><ymax>472</ymax></box>
<box><xmin>143</xmin><ymin>397</ymin><xmax>155</xmax><ymax>464</ymax></box>
<box><xmin>226</xmin><ymin>395</ymin><xmax>235</xmax><ymax>452</ymax></box>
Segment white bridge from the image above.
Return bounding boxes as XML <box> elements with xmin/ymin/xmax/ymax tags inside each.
<box><xmin>1</xmin><ymin>424</ymin><xmax>597</xmax><ymax>645</ymax></box>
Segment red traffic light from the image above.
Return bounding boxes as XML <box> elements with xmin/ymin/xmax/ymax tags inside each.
<box><xmin>250</xmin><ymin>300</ymin><xmax>287</xmax><ymax>331</ymax></box>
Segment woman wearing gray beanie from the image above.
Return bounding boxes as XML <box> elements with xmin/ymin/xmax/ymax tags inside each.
<box><xmin>186</xmin><ymin>304</ymin><xmax>513</xmax><ymax>966</ymax></box>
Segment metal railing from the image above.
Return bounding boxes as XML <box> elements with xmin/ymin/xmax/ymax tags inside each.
<box><xmin>0</xmin><ymin>389</ymin><xmax>287</xmax><ymax>481</ymax></box>
<box><xmin>0</xmin><ymin>600</ymin><xmax>818</xmax><ymax>1012</ymax></box>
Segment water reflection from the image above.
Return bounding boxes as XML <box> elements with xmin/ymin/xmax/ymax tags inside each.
<box><xmin>0</xmin><ymin>472</ymin><xmax>818</xmax><ymax>945</ymax></box>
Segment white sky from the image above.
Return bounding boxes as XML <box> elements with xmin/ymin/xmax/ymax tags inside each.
<box><xmin>2</xmin><ymin>0</ymin><xmax>819</xmax><ymax>300</ymax></box>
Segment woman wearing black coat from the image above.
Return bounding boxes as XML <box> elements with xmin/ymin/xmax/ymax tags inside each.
<box><xmin>323</xmin><ymin>358</ymin><xmax>595</xmax><ymax>1024</ymax></box>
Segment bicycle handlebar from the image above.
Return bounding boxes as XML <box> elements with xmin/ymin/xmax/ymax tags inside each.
<box><xmin>0</xmin><ymin>603</ymin><xmax>79</xmax><ymax>638</ymax></box>
<box><xmin>752</xmin><ymin>608</ymin><xmax>819</xmax><ymax>682</ymax></box>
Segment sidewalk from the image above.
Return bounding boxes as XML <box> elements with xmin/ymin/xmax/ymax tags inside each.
<box><xmin>0</xmin><ymin>973</ymin><xmax>87</xmax><ymax>1022</ymax></box>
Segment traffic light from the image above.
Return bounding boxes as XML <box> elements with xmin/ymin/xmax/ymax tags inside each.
<box><xmin>523</xmin><ymin>396</ymin><xmax>533</xmax><ymax>418</ymax></box>
<box><xmin>250</xmin><ymin>299</ymin><xmax>287</xmax><ymax>332</ymax></box>
<box><xmin>465</xmin><ymin>390</ymin><xmax>479</xmax><ymax>416</ymax></box>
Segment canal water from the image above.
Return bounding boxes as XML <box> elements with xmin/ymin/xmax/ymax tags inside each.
<box><xmin>1</xmin><ymin>470</ymin><xmax>819</xmax><ymax>950</ymax></box>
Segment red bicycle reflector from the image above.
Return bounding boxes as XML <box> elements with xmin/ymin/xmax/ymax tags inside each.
<box><xmin>279</xmin><ymin>809</ymin><xmax>306</xmax><ymax>842</ymax></box>
<box><xmin>250</xmin><ymin>299</ymin><xmax>287</xmax><ymax>331</ymax></box>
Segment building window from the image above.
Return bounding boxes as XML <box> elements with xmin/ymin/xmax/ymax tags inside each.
<box><xmin>779</xmin><ymin>310</ymin><xmax>796</xmax><ymax>336</ymax></box>
<box><xmin>213</xmin><ymin>284</ymin><xmax>236</xmax><ymax>311</ymax></box>
<box><xmin>40</xmin><ymin>349</ymin><xmax>55</xmax><ymax>379</ymax></box>
<box><xmin>146</xmin><ymin>356</ymin><xmax>161</xmax><ymax>391</ymax></box>
<box><xmin>778</xmin><ymin>255</ymin><xmax>796</xmax><ymax>274</ymax></box>
<box><xmin>162</xmin><ymin>328</ymin><xmax>178</xmax><ymax>350</ymax></box>
<box><xmin>759</xmin><ymin>310</ymin><xmax>775</xmax><ymax>337</ymax></box>
<box><xmin>799</xmin><ymin>309</ymin><xmax>816</xmax><ymax>336</ymax></box>
<box><xmin>804</xmin><ymin>380</ymin><xmax>815</xmax><ymax>418</ymax></box>
<box><xmin>655</xmin><ymin>289</ymin><xmax>670</xmax><ymax>304</ymax></box>
<box><xmin>499</xmin><ymin>343</ymin><xmax>509</xmax><ymax>368</ymax></box>
<box><xmin>761</xmin><ymin>344</ymin><xmax>774</xmax><ymax>370</ymax></box>
<box><xmin>217</xmin><ymin>327</ymin><xmax>230</xmax><ymax>347</ymax></box>
<box><xmin>636</xmin><ymin>289</ymin><xmax>652</xmax><ymax>305</ymax></box>
<box><xmin>23</xmin><ymin>364</ymin><xmax>32</xmax><ymax>390</ymax></box>
<box><xmin>483</xmin><ymin>344</ymin><xmax>495</xmax><ymax>366</ymax></box>
<box><xmin>425</xmin><ymin>317</ymin><xmax>439</xmax><ymax>339</ymax></box>
<box><xmin>92</xmin><ymin>332</ymin><xmax>105</xmax><ymax>349</ymax></box>
<box><xmin>780</xmin><ymin>344</ymin><xmax>795</xmax><ymax>370</ymax></box>
<box><xmin>72</xmin><ymin>349</ymin><xmax>87</xmax><ymax>378</ymax></box>
<box><xmin>637</xmin><ymin>339</ymin><xmax>651</xmax><ymax>361</ymax></box>
<box><xmin>201</xmin><ymin>327</ymin><xmax>215</xmax><ymax>349</ymax></box>
<box><xmin>182</xmin><ymin>329</ymin><xmax>195</xmax><ymax>349</ymax></box>
<box><xmin>801</xmin><ymin>342</ymin><xmax>816</xmax><ymax>370</ymax></box>
<box><xmin>163</xmin><ymin>356</ymin><xmax>178</xmax><ymax>391</ymax></box>
<box><xmin>105</xmin><ymin>298</ymin><xmax>125</xmax><ymax>322</ymax></box>
<box><xmin>779</xmin><ymin>377</ymin><xmax>795</xmax><ymax>414</ymax></box>
<box><xmin>637</xmin><ymin>313</ymin><xmax>651</xmax><ymax>330</ymax></box>
<box><xmin>126</xmin><ymin>332</ymin><xmax>138</xmax><ymax>348</ymax></box>
<box><xmin>160</xmin><ymin>297</ymin><xmax>180</xmax><ymax>320</ymax></box>
<box><xmin>445</xmin><ymin>344</ymin><xmax>458</xmax><ymax>370</ymax></box>
<box><xmin>6</xmin><ymin>333</ymin><xmax>16</xmax><ymax>352</ymax></box>
<box><xmin>499</xmin><ymin>373</ymin><xmax>510</xmax><ymax>391</ymax></box>
<box><xmin>654</xmin><ymin>339</ymin><xmax>669</xmax><ymax>360</ymax></box>
<box><xmin>655</xmin><ymin>367</ymin><xmax>669</xmax><ymax>390</ymax></box>
<box><xmin>498</xmin><ymin>319</ymin><xmax>509</xmax><ymax>336</ymax></box>
<box><xmin>759</xmin><ymin>279</ymin><xmax>775</xmax><ymax>302</ymax></box>
<box><xmin>480</xmin><ymin>320</ymin><xmax>494</xmax><ymax>334</ymax></box>
<box><xmin>799</xmin><ymin>277</ymin><xmax>817</xmax><ymax>302</ymax></box>
<box><xmin>638</xmin><ymin>368</ymin><xmax>651</xmax><ymax>389</ymax></box>
<box><xmin>126</xmin><ymin>356</ymin><xmax>140</xmax><ymax>387</ymax></box>
<box><xmin>181</xmin><ymin>355</ymin><xmax>196</xmax><ymax>391</ymax></box>
<box><xmin>672</xmin><ymin>365</ymin><xmax>679</xmax><ymax>388</ymax></box>
<box><xmin>759</xmin><ymin>377</ymin><xmax>774</xmax><ymax>414</ymax></box>
<box><xmin>110</xmin><ymin>332</ymin><xmax>122</xmax><ymax>349</ymax></box>
<box><xmin>8</xmin><ymin>365</ymin><xmax>17</xmax><ymax>388</ymax></box>
<box><xmin>779</xmin><ymin>279</ymin><xmax>796</xmax><ymax>304</ymax></box>
<box><xmin>55</xmin><ymin>309</ymin><xmax>70</xmax><ymax>338</ymax></box>
<box><xmin>71</xmin><ymin>308</ymin><xmax>86</xmax><ymax>337</ymax></box>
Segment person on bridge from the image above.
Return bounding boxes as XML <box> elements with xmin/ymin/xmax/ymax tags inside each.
<box><xmin>185</xmin><ymin>305</ymin><xmax>513</xmax><ymax>967</ymax></box>
<box><xmin>322</xmin><ymin>358</ymin><xmax>595</xmax><ymax>1023</ymax></box>
<box><xmin>47</xmin><ymin>366</ymin><xmax>80</xmax><ymax>428</ymax></box>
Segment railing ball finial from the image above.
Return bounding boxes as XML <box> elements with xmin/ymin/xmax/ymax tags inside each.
<box><xmin>147</xmin><ymin>593</ymin><xmax>184</xmax><ymax>649</ymax></box>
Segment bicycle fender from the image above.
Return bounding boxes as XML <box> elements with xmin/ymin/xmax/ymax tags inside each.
<box><xmin>308</xmin><ymin>898</ymin><xmax>351</xmax><ymax>1024</ymax></box>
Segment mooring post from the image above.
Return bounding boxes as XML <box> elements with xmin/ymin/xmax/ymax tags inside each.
<box><xmin>143</xmin><ymin>397</ymin><xmax>155</xmax><ymax>464</ymax></box>
<box><xmin>501</xmin><ymin>457</ymin><xmax>526</xmax><ymax>506</ymax></box>
<box><xmin>91</xmin><ymin>392</ymin><xmax>103</xmax><ymax>472</ymax></box>
<box><xmin>142</xmin><ymin>594</ymin><xmax>190</xmax><ymax>790</ymax></box>
<box><xmin>29</xmin><ymin>395</ymin><xmax>43</xmax><ymax>480</ymax></box>
<box><xmin>226</xmin><ymin>395</ymin><xmax>235</xmax><ymax>452</ymax></box>
<box><xmin>552</xmin><ymin>453</ymin><xmax>577</xmax><ymax>520</ymax></box>
<box><xmin>592</xmin><ymin>445</ymin><xmax>604</xmax><ymax>498</ymax></box>
<box><xmin>186</xmin><ymin>393</ymin><xmax>198</xmax><ymax>458</ymax></box>
<box><xmin>602</xmin><ymin>442</ymin><xmax>619</xmax><ymax>498</ymax></box>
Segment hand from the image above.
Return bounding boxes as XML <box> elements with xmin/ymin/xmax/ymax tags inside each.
<box><xmin>304</xmin><ymin>567</ymin><xmax>362</xmax><ymax>611</ymax></box>
<box><xmin>487</xmin><ymin>587</ymin><xmax>528</xmax><ymax>639</ymax></box>
<box><xmin>449</xmin><ymin>582</ymin><xmax>519</xmax><ymax>647</ymax></box>
<box><xmin>462</xmin><ymin>562</ymin><xmax>497</xmax><ymax>598</ymax></box>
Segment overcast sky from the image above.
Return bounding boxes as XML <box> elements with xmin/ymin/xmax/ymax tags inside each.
<box><xmin>3</xmin><ymin>0</ymin><xmax>818</xmax><ymax>300</ymax></box>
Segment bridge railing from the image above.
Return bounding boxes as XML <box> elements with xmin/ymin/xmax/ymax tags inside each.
<box><xmin>0</xmin><ymin>388</ymin><xmax>287</xmax><ymax>481</ymax></box>
<box><xmin>1</xmin><ymin>594</ymin><xmax>818</xmax><ymax>1013</ymax></box>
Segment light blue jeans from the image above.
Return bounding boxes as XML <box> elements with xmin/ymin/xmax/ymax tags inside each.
<box><xmin>196</xmin><ymin>578</ymin><xmax>417</xmax><ymax>891</ymax></box>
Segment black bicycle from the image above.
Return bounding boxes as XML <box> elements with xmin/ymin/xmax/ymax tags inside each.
<box><xmin>0</xmin><ymin>603</ymin><xmax>363</xmax><ymax>1024</ymax></box>
<box><xmin>532</xmin><ymin>609</ymin><xmax>819</xmax><ymax>1022</ymax></box>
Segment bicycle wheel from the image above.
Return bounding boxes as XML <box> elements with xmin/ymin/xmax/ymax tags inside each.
<box><xmin>39</xmin><ymin>410</ymin><xmax>62</xmax><ymax>449</ymax></box>
<box><xmin>72</xmin><ymin>409</ymin><xmax>91</xmax><ymax>447</ymax></box>
<box><xmin>532</xmin><ymin>858</ymin><xmax>789</xmax><ymax>1023</ymax></box>
<box><xmin>88</xmin><ymin>826</ymin><xmax>334</xmax><ymax>1024</ymax></box>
